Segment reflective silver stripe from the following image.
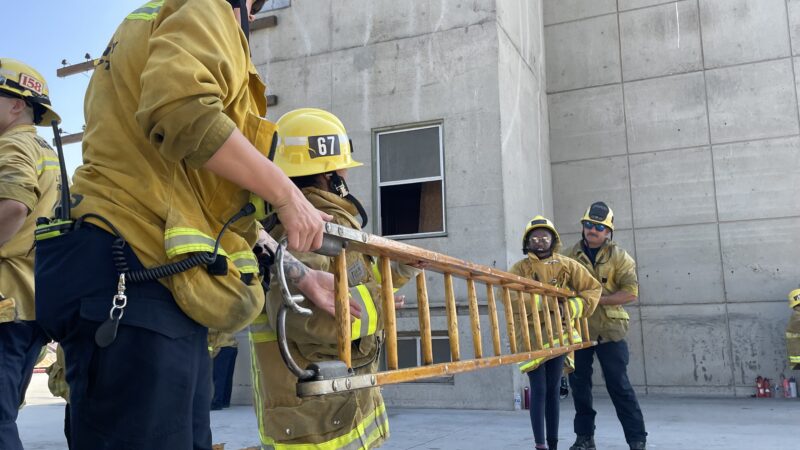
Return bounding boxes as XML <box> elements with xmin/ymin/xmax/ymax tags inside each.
<box><xmin>282</xmin><ymin>134</ymin><xmax>348</xmax><ymax>147</ymax></box>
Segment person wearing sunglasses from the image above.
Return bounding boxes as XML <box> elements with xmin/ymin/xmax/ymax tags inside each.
<box><xmin>565</xmin><ymin>202</ymin><xmax>647</xmax><ymax>450</ymax></box>
<box><xmin>509</xmin><ymin>216</ymin><xmax>601</xmax><ymax>450</ymax></box>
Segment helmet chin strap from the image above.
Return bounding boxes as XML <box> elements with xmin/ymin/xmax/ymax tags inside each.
<box><xmin>328</xmin><ymin>172</ymin><xmax>368</xmax><ymax>228</ymax></box>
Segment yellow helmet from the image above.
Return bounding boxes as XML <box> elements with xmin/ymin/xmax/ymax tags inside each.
<box><xmin>522</xmin><ymin>215</ymin><xmax>561</xmax><ymax>254</ymax></box>
<box><xmin>581</xmin><ymin>201</ymin><xmax>614</xmax><ymax>231</ymax></box>
<box><xmin>789</xmin><ymin>289</ymin><xmax>800</xmax><ymax>309</ymax></box>
<box><xmin>272</xmin><ymin>108</ymin><xmax>362</xmax><ymax>177</ymax></box>
<box><xmin>0</xmin><ymin>58</ymin><xmax>60</xmax><ymax>125</ymax></box>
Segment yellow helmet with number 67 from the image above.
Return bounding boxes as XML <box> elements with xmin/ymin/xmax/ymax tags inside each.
<box><xmin>272</xmin><ymin>108</ymin><xmax>362</xmax><ymax>177</ymax></box>
<box><xmin>0</xmin><ymin>58</ymin><xmax>60</xmax><ymax>125</ymax></box>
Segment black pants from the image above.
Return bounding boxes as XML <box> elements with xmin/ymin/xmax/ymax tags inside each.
<box><xmin>527</xmin><ymin>354</ymin><xmax>566</xmax><ymax>447</ymax></box>
<box><xmin>0</xmin><ymin>321</ymin><xmax>48</xmax><ymax>450</ymax></box>
<box><xmin>569</xmin><ymin>340</ymin><xmax>647</xmax><ymax>443</ymax></box>
<box><xmin>211</xmin><ymin>346</ymin><xmax>238</xmax><ymax>409</ymax></box>
<box><xmin>35</xmin><ymin>225</ymin><xmax>212</xmax><ymax>450</ymax></box>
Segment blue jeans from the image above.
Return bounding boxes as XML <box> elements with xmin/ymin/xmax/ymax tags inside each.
<box><xmin>35</xmin><ymin>225</ymin><xmax>212</xmax><ymax>450</ymax></box>
<box><xmin>0</xmin><ymin>321</ymin><xmax>49</xmax><ymax>450</ymax></box>
<box><xmin>569</xmin><ymin>340</ymin><xmax>647</xmax><ymax>443</ymax></box>
<box><xmin>527</xmin><ymin>355</ymin><xmax>566</xmax><ymax>447</ymax></box>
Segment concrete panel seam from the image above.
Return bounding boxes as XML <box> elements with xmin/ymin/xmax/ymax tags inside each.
<box><xmin>547</xmin><ymin>81</ymin><xmax>622</xmax><ymax>96</ymax></box>
<box><xmin>619</xmin><ymin>0</ymin><xmax>696</xmax><ymax>14</ymax></box>
<box><xmin>544</xmin><ymin>11</ymin><xmax>618</xmax><ymax>28</ymax></box>
<box><xmin>703</xmin><ymin>55</ymin><xmax>795</xmax><ymax>75</ymax></box>
<box><xmin>613</xmin><ymin>0</ymin><xmax>649</xmax><ymax>393</ymax></box>
<box><xmin>696</xmin><ymin>0</ymin><xmax>735</xmax><ymax>389</ymax></box>
<box><xmin>264</xmin><ymin>16</ymin><xmax>498</xmax><ymax>64</ymax></box>
<box><xmin>552</xmin><ymin>131</ymin><xmax>800</xmax><ymax>164</ymax></box>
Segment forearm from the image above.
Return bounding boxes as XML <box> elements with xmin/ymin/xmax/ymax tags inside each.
<box><xmin>202</xmin><ymin>129</ymin><xmax>302</xmax><ymax>208</ymax></box>
<box><xmin>0</xmin><ymin>199</ymin><xmax>28</xmax><ymax>247</ymax></box>
<box><xmin>599</xmin><ymin>290</ymin><xmax>637</xmax><ymax>306</ymax></box>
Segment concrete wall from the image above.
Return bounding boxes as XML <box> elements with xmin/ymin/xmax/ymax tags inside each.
<box><xmin>230</xmin><ymin>0</ymin><xmax>553</xmax><ymax>409</ymax></box>
<box><xmin>544</xmin><ymin>0</ymin><xmax>800</xmax><ymax>396</ymax></box>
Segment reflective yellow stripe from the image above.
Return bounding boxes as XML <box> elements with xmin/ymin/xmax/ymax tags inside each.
<box><xmin>231</xmin><ymin>250</ymin><xmax>259</xmax><ymax>274</ymax></box>
<box><xmin>250</xmin><ymin>337</ymin><xmax>269</xmax><ymax>445</ymax></box>
<box><xmin>519</xmin><ymin>330</ymin><xmax>582</xmax><ymax>372</ymax></box>
<box><xmin>532</xmin><ymin>294</ymin><xmax>542</xmax><ymax>311</ymax></box>
<box><xmin>36</xmin><ymin>157</ymin><xmax>60</xmax><ymax>176</ymax></box>
<box><xmin>126</xmin><ymin>0</ymin><xmax>163</xmax><ymax>20</ymax></box>
<box><xmin>371</xmin><ymin>262</ymin><xmax>382</xmax><ymax>284</ymax></box>
<box><xmin>350</xmin><ymin>284</ymin><xmax>378</xmax><ymax>340</ymax></box>
<box><xmin>790</xmin><ymin>356</ymin><xmax>800</xmax><ymax>363</ymax></box>
<box><xmin>260</xmin><ymin>402</ymin><xmax>389</xmax><ymax>450</ymax></box>
<box><xmin>249</xmin><ymin>314</ymin><xmax>277</xmax><ymax>343</ymax></box>
<box><xmin>786</xmin><ymin>332</ymin><xmax>800</xmax><ymax>339</ymax></box>
<box><xmin>568</xmin><ymin>297</ymin><xmax>584</xmax><ymax>318</ymax></box>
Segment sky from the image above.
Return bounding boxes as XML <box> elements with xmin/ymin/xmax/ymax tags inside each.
<box><xmin>0</xmin><ymin>1</ymin><xmax>145</xmax><ymax>175</ymax></box>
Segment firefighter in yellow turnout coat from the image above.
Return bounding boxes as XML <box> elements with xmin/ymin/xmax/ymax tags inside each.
<box><xmin>787</xmin><ymin>289</ymin><xmax>800</xmax><ymax>370</ymax></box>
<box><xmin>508</xmin><ymin>216</ymin><xmax>600</xmax><ymax>450</ymax></box>
<box><xmin>250</xmin><ymin>108</ymin><xmax>414</xmax><ymax>450</ymax></box>
<box><xmin>33</xmin><ymin>1</ymin><xmax>336</xmax><ymax>449</ymax></box>
<box><xmin>0</xmin><ymin>58</ymin><xmax>61</xmax><ymax>450</ymax></box>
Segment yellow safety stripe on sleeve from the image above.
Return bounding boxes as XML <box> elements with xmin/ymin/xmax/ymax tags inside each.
<box><xmin>786</xmin><ymin>332</ymin><xmax>800</xmax><ymax>339</ymax></box>
<box><xmin>350</xmin><ymin>284</ymin><xmax>378</xmax><ymax>340</ymax></box>
<box><xmin>790</xmin><ymin>356</ymin><xmax>800</xmax><ymax>363</ymax></box>
<box><xmin>518</xmin><ymin>330</ymin><xmax>582</xmax><ymax>372</ymax></box>
<box><xmin>568</xmin><ymin>297</ymin><xmax>584</xmax><ymax>318</ymax></box>
<box><xmin>230</xmin><ymin>250</ymin><xmax>259</xmax><ymax>274</ymax></box>
<box><xmin>249</xmin><ymin>314</ymin><xmax>277</xmax><ymax>343</ymax></box>
<box><xmin>260</xmin><ymin>402</ymin><xmax>389</xmax><ymax>450</ymax></box>
<box><xmin>126</xmin><ymin>0</ymin><xmax>164</xmax><ymax>21</ymax></box>
<box><xmin>35</xmin><ymin>157</ymin><xmax>60</xmax><ymax>176</ymax></box>
<box><xmin>164</xmin><ymin>227</ymin><xmax>231</xmax><ymax>258</ymax></box>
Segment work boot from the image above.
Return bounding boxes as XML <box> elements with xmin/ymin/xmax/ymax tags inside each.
<box><xmin>569</xmin><ymin>435</ymin><xmax>595</xmax><ymax>450</ymax></box>
<box><xmin>628</xmin><ymin>442</ymin><xmax>646</xmax><ymax>450</ymax></box>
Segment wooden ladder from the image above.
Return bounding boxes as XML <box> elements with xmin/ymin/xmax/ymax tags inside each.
<box><xmin>279</xmin><ymin>223</ymin><xmax>595</xmax><ymax>397</ymax></box>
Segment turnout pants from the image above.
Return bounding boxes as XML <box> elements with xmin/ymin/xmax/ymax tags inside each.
<box><xmin>35</xmin><ymin>225</ymin><xmax>212</xmax><ymax>450</ymax></box>
<box><xmin>569</xmin><ymin>339</ymin><xmax>647</xmax><ymax>444</ymax></box>
<box><xmin>0</xmin><ymin>321</ymin><xmax>49</xmax><ymax>450</ymax></box>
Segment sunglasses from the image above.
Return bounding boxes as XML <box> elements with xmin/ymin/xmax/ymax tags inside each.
<box><xmin>527</xmin><ymin>236</ymin><xmax>552</xmax><ymax>245</ymax></box>
<box><xmin>582</xmin><ymin>221</ymin><xmax>606</xmax><ymax>232</ymax></box>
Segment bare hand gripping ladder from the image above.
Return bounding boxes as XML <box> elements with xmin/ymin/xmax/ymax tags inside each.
<box><xmin>274</xmin><ymin>222</ymin><xmax>596</xmax><ymax>397</ymax></box>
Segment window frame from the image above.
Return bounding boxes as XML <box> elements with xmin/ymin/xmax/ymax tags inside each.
<box><xmin>373</xmin><ymin>121</ymin><xmax>447</xmax><ymax>240</ymax></box>
<box><xmin>387</xmin><ymin>335</ymin><xmax>455</xmax><ymax>384</ymax></box>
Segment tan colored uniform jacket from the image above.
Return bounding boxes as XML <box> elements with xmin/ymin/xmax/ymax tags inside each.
<box><xmin>508</xmin><ymin>247</ymin><xmax>601</xmax><ymax>372</ymax></box>
<box><xmin>251</xmin><ymin>187</ymin><xmax>406</xmax><ymax>449</ymax></box>
<box><xmin>567</xmin><ymin>240</ymin><xmax>638</xmax><ymax>342</ymax></box>
<box><xmin>70</xmin><ymin>0</ymin><xmax>273</xmax><ymax>331</ymax></box>
<box><xmin>0</xmin><ymin>124</ymin><xmax>60</xmax><ymax>321</ymax></box>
